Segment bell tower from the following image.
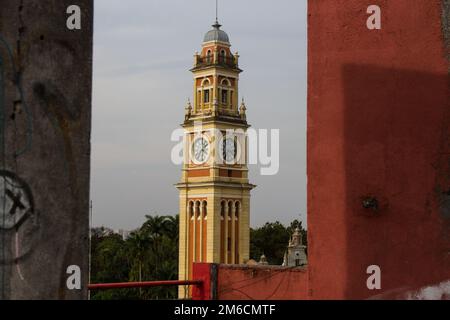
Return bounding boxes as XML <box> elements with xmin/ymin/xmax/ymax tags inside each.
<box><xmin>177</xmin><ymin>19</ymin><xmax>255</xmax><ymax>298</ymax></box>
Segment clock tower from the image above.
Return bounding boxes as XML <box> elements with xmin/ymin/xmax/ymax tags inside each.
<box><xmin>176</xmin><ymin>20</ymin><xmax>255</xmax><ymax>298</ymax></box>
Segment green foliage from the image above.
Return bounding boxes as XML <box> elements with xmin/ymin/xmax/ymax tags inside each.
<box><xmin>250</xmin><ymin>219</ymin><xmax>307</xmax><ymax>265</ymax></box>
<box><xmin>90</xmin><ymin>215</ymin><xmax>179</xmax><ymax>300</ymax></box>
<box><xmin>89</xmin><ymin>214</ymin><xmax>306</xmax><ymax>299</ymax></box>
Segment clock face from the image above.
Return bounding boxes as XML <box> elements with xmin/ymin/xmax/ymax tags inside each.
<box><xmin>220</xmin><ymin>137</ymin><xmax>237</xmax><ymax>163</ymax></box>
<box><xmin>193</xmin><ymin>137</ymin><xmax>210</xmax><ymax>163</ymax></box>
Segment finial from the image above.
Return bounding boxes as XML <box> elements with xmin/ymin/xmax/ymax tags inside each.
<box><xmin>292</xmin><ymin>227</ymin><xmax>303</xmax><ymax>246</ymax></box>
<box><xmin>259</xmin><ymin>254</ymin><xmax>268</xmax><ymax>265</ymax></box>
<box><xmin>213</xmin><ymin>0</ymin><xmax>222</xmax><ymax>29</ymax></box>
<box><xmin>239</xmin><ymin>97</ymin><xmax>247</xmax><ymax>119</ymax></box>
<box><xmin>185</xmin><ymin>98</ymin><xmax>192</xmax><ymax>119</ymax></box>
<box><xmin>216</xmin><ymin>0</ymin><xmax>219</xmax><ymax>23</ymax></box>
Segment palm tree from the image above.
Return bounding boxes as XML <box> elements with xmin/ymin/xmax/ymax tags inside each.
<box><xmin>162</xmin><ymin>215</ymin><xmax>179</xmax><ymax>242</ymax></box>
<box><xmin>127</xmin><ymin>230</ymin><xmax>150</xmax><ymax>297</ymax></box>
<box><xmin>141</xmin><ymin>214</ymin><xmax>179</xmax><ymax>275</ymax></box>
<box><xmin>142</xmin><ymin>215</ymin><xmax>164</xmax><ymax>273</ymax></box>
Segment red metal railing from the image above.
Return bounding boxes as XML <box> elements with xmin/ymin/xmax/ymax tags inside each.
<box><xmin>88</xmin><ymin>280</ymin><xmax>202</xmax><ymax>291</ymax></box>
<box><xmin>88</xmin><ymin>263</ymin><xmax>214</xmax><ymax>300</ymax></box>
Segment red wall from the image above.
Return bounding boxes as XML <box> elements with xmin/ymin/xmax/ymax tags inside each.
<box><xmin>217</xmin><ymin>265</ymin><xmax>309</xmax><ymax>300</ymax></box>
<box><xmin>308</xmin><ymin>0</ymin><xmax>450</xmax><ymax>299</ymax></box>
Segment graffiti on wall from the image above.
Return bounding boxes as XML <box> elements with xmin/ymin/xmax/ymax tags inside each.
<box><xmin>0</xmin><ymin>34</ymin><xmax>39</xmax><ymax>298</ymax></box>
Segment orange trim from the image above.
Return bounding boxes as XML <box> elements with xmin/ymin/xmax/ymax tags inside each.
<box><xmin>227</xmin><ymin>208</ymin><xmax>232</xmax><ymax>263</ymax></box>
<box><xmin>201</xmin><ymin>46</ymin><xmax>231</xmax><ymax>57</ymax></box>
<box><xmin>188</xmin><ymin>218</ymin><xmax>193</xmax><ymax>281</ymax></box>
<box><xmin>235</xmin><ymin>216</ymin><xmax>239</xmax><ymax>263</ymax></box>
<box><xmin>187</xmin><ymin>198</ymin><xmax>208</xmax><ymax>202</ymax></box>
<box><xmin>220</xmin><ymin>212</ymin><xmax>225</xmax><ymax>263</ymax></box>
<box><xmin>202</xmin><ymin>216</ymin><xmax>207</xmax><ymax>262</ymax></box>
<box><xmin>195</xmin><ymin>213</ymin><xmax>200</xmax><ymax>262</ymax></box>
<box><xmin>219</xmin><ymin>169</ymin><xmax>242</xmax><ymax>178</ymax></box>
<box><xmin>188</xmin><ymin>169</ymin><xmax>210</xmax><ymax>178</ymax></box>
<box><xmin>196</xmin><ymin>76</ymin><xmax>213</xmax><ymax>86</ymax></box>
<box><xmin>221</xmin><ymin>198</ymin><xmax>242</xmax><ymax>202</ymax></box>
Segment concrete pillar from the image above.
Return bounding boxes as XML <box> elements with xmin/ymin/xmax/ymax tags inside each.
<box><xmin>0</xmin><ymin>0</ymin><xmax>93</xmax><ymax>299</ymax></box>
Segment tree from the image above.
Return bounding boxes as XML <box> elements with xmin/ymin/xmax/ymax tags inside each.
<box><xmin>250</xmin><ymin>221</ymin><xmax>289</xmax><ymax>265</ymax></box>
<box><xmin>90</xmin><ymin>214</ymin><xmax>306</xmax><ymax>299</ymax></box>
<box><xmin>90</xmin><ymin>231</ymin><xmax>137</xmax><ymax>300</ymax></box>
<box><xmin>250</xmin><ymin>219</ymin><xmax>308</xmax><ymax>265</ymax></box>
<box><xmin>138</xmin><ymin>214</ymin><xmax>179</xmax><ymax>299</ymax></box>
<box><xmin>90</xmin><ymin>214</ymin><xmax>179</xmax><ymax>300</ymax></box>
<box><xmin>127</xmin><ymin>230</ymin><xmax>151</xmax><ymax>284</ymax></box>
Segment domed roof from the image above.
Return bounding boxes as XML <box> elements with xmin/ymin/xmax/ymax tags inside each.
<box><xmin>203</xmin><ymin>21</ymin><xmax>230</xmax><ymax>44</ymax></box>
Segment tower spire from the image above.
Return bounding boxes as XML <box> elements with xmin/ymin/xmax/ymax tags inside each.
<box><xmin>216</xmin><ymin>0</ymin><xmax>219</xmax><ymax>23</ymax></box>
<box><xmin>212</xmin><ymin>0</ymin><xmax>221</xmax><ymax>29</ymax></box>
<box><xmin>212</xmin><ymin>0</ymin><xmax>222</xmax><ymax>29</ymax></box>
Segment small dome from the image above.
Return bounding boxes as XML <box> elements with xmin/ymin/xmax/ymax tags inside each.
<box><xmin>203</xmin><ymin>21</ymin><xmax>230</xmax><ymax>44</ymax></box>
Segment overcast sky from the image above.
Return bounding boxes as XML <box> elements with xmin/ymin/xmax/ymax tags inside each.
<box><xmin>91</xmin><ymin>0</ymin><xmax>307</xmax><ymax>230</ymax></box>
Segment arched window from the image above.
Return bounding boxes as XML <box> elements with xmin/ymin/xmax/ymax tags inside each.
<box><xmin>201</xmin><ymin>78</ymin><xmax>211</xmax><ymax>87</ymax></box>
<box><xmin>220</xmin><ymin>79</ymin><xmax>231</xmax><ymax>105</ymax></box>
<box><xmin>202</xmin><ymin>201</ymin><xmax>208</xmax><ymax>219</ymax></box>
<box><xmin>235</xmin><ymin>201</ymin><xmax>240</xmax><ymax>220</ymax></box>
<box><xmin>219</xmin><ymin>49</ymin><xmax>226</xmax><ymax>63</ymax></box>
<box><xmin>189</xmin><ymin>201</ymin><xmax>194</xmax><ymax>220</ymax></box>
<box><xmin>228</xmin><ymin>201</ymin><xmax>233</xmax><ymax>220</ymax></box>
<box><xmin>195</xmin><ymin>201</ymin><xmax>201</xmax><ymax>220</ymax></box>
<box><xmin>204</xmin><ymin>90</ymin><xmax>210</xmax><ymax>103</ymax></box>
<box><xmin>201</xmin><ymin>78</ymin><xmax>211</xmax><ymax>104</ymax></box>
<box><xmin>220</xmin><ymin>201</ymin><xmax>225</xmax><ymax>220</ymax></box>
<box><xmin>221</xmin><ymin>90</ymin><xmax>228</xmax><ymax>104</ymax></box>
<box><xmin>220</xmin><ymin>78</ymin><xmax>231</xmax><ymax>86</ymax></box>
<box><xmin>206</xmin><ymin>50</ymin><xmax>212</xmax><ymax>63</ymax></box>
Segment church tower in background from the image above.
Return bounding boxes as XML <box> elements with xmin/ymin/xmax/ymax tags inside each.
<box><xmin>176</xmin><ymin>19</ymin><xmax>255</xmax><ymax>298</ymax></box>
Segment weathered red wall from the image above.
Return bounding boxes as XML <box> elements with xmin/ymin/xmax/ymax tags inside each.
<box><xmin>308</xmin><ymin>0</ymin><xmax>450</xmax><ymax>299</ymax></box>
<box><xmin>192</xmin><ymin>263</ymin><xmax>213</xmax><ymax>300</ymax></box>
<box><xmin>217</xmin><ymin>265</ymin><xmax>309</xmax><ymax>300</ymax></box>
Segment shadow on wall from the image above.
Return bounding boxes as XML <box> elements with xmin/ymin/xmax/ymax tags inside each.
<box><xmin>342</xmin><ymin>64</ymin><xmax>450</xmax><ymax>299</ymax></box>
<box><xmin>217</xmin><ymin>265</ymin><xmax>308</xmax><ymax>300</ymax></box>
